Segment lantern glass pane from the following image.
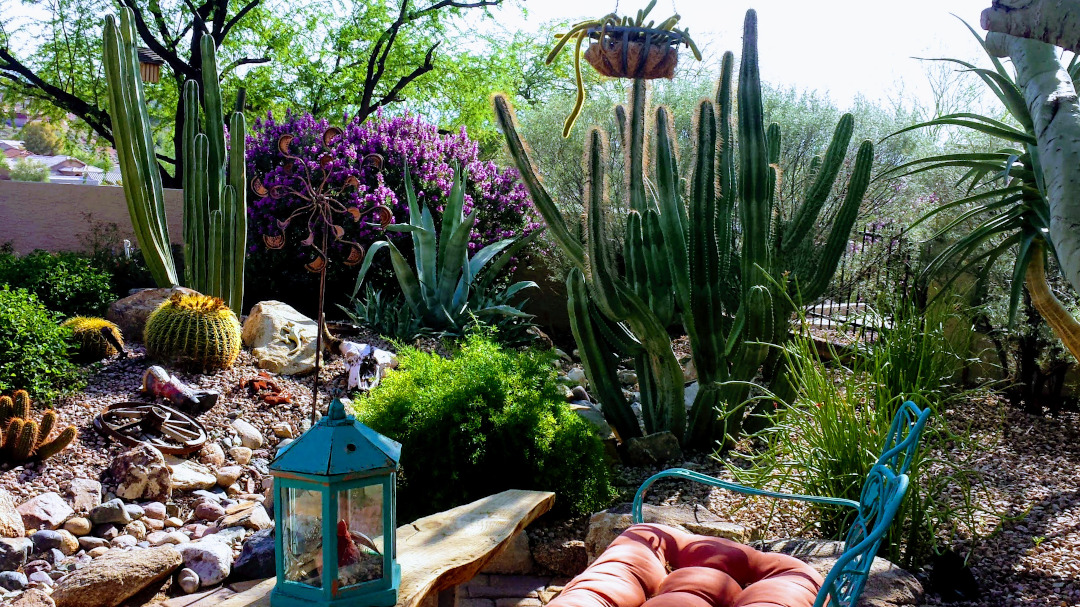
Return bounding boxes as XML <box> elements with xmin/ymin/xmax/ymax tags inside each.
<box><xmin>282</xmin><ymin>486</ymin><xmax>323</xmax><ymax>588</ymax></box>
<box><xmin>337</xmin><ymin>483</ymin><xmax>384</xmax><ymax>587</ymax></box>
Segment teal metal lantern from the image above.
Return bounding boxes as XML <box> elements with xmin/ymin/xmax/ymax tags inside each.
<box><xmin>270</xmin><ymin>399</ymin><xmax>401</xmax><ymax>606</ymax></box>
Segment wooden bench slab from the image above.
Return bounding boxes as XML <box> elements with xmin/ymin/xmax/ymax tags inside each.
<box><xmin>206</xmin><ymin>489</ymin><xmax>555</xmax><ymax>607</ymax></box>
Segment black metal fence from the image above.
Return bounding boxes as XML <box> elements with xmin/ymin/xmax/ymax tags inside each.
<box><xmin>804</xmin><ymin>223</ymin><xmax>915</xmax><ymax>340</ymax></box>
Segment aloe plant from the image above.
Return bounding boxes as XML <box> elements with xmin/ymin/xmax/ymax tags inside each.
<box><xmin>349</xmin><ymin>162</ymin><xmax>542</xmax><ymax>336</ymax></box>
<box><xmin>495</xmin><ymin>9</ymin><xmax>873</xmax><ymax>449</ymax></box>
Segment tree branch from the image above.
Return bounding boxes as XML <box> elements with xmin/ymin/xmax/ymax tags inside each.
<box><xmin>118</xmin><ymin>0</ymin><xmax>196</xmax><ymax>79</ymax></box>
<box><xmin>0</xmin><ymin>48</ymin><xmax>113</xmax><ymax>140</ymax></box>
<box><xmin>370</xmin><ymin>42</ymin><xmax>438</xmax><ymax>113</ymax></box>
<box><xmin>221</xmin><ymin>0</ymin><xmax>261</xmax><ymax>42</ymax></box>
<box><xmin>411</xmin><ymin>0</ymin><xmax>500</xmax><ymax>20</ymax></box>
<box><xmin>220</xmin><ymin>56</ymin><xmax>269</xmax><ymax>77</ymax></box>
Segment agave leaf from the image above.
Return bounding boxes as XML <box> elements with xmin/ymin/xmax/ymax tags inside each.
<box><xmin>475</xmin><ymin>305</ymin><xmax>534</xmax><ymax>318</ymax></box>
<box><xmin>351</xmin><ymin>240</ymin><xmax>390</xmax><ymax>298</ymax></box>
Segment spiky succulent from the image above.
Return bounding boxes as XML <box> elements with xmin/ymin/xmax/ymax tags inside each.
<box><xmin>0</xmin><ymin>390</ymin><xmax>78</xmax><ymax>462</ymax></box>
<box><xmin>62</xmin><ymin>317</ymin><xmax>124</xmax><ymax>362</ymax></box>
<box><xmin>144</xmin><ymin>292</ymin><xmax>242</xmax><ymax>372</ymax></box>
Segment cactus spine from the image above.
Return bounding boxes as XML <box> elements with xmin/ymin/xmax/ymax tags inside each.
<box><xmin>495</xmin><ymin>9</ymin><xmax>873</xmax><ymax>448</ymax></box>
<box><xmin>143</xmin><ymin>292</ymin><xmax>242</xmax><ymax>371</ymax></box>
<box><xmin>102</xmin><ymin>9</ymin><xmax>179</xmax><ymax>288</ymax></box>
<box><xmin>0</xmin><ymin>390</ymin><xmax>77</xmax><ymax>462</ymax></box>
<box><xmin>61</xmin><ymin>317</ymin><xmax>124</xmax><ymax>361</ymax></box>
<box><xmin>182</xmin><ymin>35</ymin><xmax>247</xmax><ymax>315</ymax></box>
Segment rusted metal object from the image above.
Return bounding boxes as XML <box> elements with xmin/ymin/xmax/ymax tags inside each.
<box><xmin>93</xmin><ymin>401</ymin><xmax>207</xmax><ymax>454</ymax></box>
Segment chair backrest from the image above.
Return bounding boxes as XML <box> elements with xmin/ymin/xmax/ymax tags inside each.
<box><xmin>875</xmin><ymin>400</ymin><xmax>931</xmax><ymax>477</ymax></box>
<box><xmin>815</xmin><ymin>465</ymin><xmax>910</xmax><ymax>607</ymax></box>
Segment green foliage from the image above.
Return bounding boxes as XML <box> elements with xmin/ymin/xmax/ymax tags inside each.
<box><xmin>0</xmin><ymin>390</ymin><xmax>78</xmax><ymax>461</ymax></box>
<box><xmin>729</xmin><ymin>298</ymin><xmax>981</xmax><ymax>568</ymax></box>
<box><xmin>342</xmin><ymin>285</ymin><xmax>428</xmax><ymax>343</ymax></box>
<box><xmin>19</xmin><ymin>122</ymin><xmax>63</xmax><ymax>155</ymax></box>
<box><xmin>354</xmin><ymin>331</ymin><xmax>616</xmax><ymax>520</ymax></box>
<box><xmin>9</xmin><ymin>158</ymin><xmax>50</xmax><ymax>182</ymax></box>
<box><xmin>143</xmin><ymin>292</ymin><xmax>242</xmax><ymax>371</ymax></box>
<box><xmin>0</xmin><ymin>249</ymin><xmax>115</xmax><ymax>317</ymax></box>
<box><xmin>0</xmin><ymin>287</ymin><xmax>83</xmax><ymax>403</ymax></box>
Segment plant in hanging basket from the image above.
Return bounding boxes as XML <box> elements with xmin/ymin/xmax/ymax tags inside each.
<box><xmin>546</xmin><ymin>0</ymin><xmax>701</xmax><ymax>137</ymax></box>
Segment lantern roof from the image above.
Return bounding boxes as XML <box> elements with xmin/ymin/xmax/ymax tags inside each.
<box><xmin>270</xmin><ymin>399</ymin><xmax>401</xmax><ymax>478</ymax></box>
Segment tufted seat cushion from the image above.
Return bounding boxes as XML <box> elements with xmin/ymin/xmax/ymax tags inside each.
<box><xmin>547</xmin><ymin>524</ymin><xmax>823</xmax><ymax>607</ymax></box>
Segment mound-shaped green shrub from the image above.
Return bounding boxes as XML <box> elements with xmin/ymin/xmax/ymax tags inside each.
<box><xmin>354</xmin><ymin>332</ymin><xmax>614</xmax><ymax>520</ymax></box>
<box><xmin>0</xmin><ymin>250</ymin><xmax>114</xmax><ymax>317</ymax></box>
<box><xmin>0</xmin><ymin>287</ymin><xmax>82</xmax><ymax>402</ymax></box>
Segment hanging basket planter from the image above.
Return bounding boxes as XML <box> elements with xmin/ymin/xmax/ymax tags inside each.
<box><xmin>583</xmin><ymin>26</ymin><xmax>682</xmax><ymax>80</ymax></box>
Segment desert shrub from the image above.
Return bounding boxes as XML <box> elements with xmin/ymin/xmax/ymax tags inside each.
<box><xmin>0</xmin><ymin>286</ymin><xmax>83</xmax><ymax>402</ymax></box>
<box><xmin>9</xmin><ymin>158</ymin><xmax>50</xmax><ymax>182</ymax></box>
<box><xmin>0</xmin><ymin>250</ymin><xmax>114</xmax><ymax>317</ymax></box>
<box><xmin>20</xmin><ymin>122</ymin><xmax>63</xmax><ymax>155</ymax></box>
<box><xmin>354</xmin><ymin>331</ymin><xmax>615</xmax><ymax>520</ymax></box>
<box><xmin>244</xmin><ymin>110</ymin><xmax>539</xmax><ymax>317</ymax></box>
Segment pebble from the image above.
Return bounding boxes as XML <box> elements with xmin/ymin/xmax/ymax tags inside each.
<box><xmin>271</xmin><ymin>423</ymin><xmax>294</xmax><ymax>439</ymax></box>
<box><xmin>77</xmin><ymin>536</ymin><xmax>108</xmax><ymax>551</ymax></box>
<box><xmin>27</xmin><ymin>571</ymin><xmax>52</xmax><ymax>587</ymax></box>
<box><xmin>110</xmin><ymin>535</ymin><xmax>137</xmax><ymax>548</ymax></box>
<box><xmin>124</xmin><ymin>504</ymin><xmax>145</xmax><ymax>520</ymax></box>
<box><xmin>89</xmin><ymin>499</ymin><xmax>131</xmax><ymax>525</ymax></box>
<box><xmin>195</xmin><ymin>502</ymin><xmax>226</xmax><ymax>522</ymax></box>
<box><xmin>0</xmin><ymin>571</ymin><xmax>27</xmax><ymax>591</ymax></box>
<box><xmin>29</xmin><ymin>530</ymin><xmax>63</xmax><ymax>555</ymax></box>
<box><xmin>87</xmin><ymin>547</ymin><xmax>108</xmax><ymax>558</ymax></box>
<box><xmin>216</xmin><ymin>466</ymin><xmax>243</xmax><ymax>488</ymax></box>
<box><xmin>164</xmin><ymin>517</ymin><xmax>184</xmax><ymax>528</ymax></box>
<box><xmin>231</xmin><ymin>419</ymin><xmax>265</xmax><ymax>449</ymax></box>
<box><xmin>141</xmin><ymin>502</ymin><xmax>167</xmax><ymax>520</ymax></box>
<box><xmin>230</xmin><ymin>447</ymin><xmax>253</xmax><ymax>465</ymax></box>
<box><xmin>123</xmin><ymin>520</ymin><xmax>147</xmax><ymax>541</ymax></box>
<box><xmin>63</xmin><ymin>517</ymin><xmax>91</xmax><ymax>536</ymax></box>
<box><xmin>198</xmin><ymin>443</ymin><xmax>226</xmax><ymax>468</ymax></box>
<box><xmin>178</xmin><ymin>567</ymin><xmax>200</xmax><ymax>594</ymax></box>
<box><xmin>22</xmin><ymin>561</ymin><xmax>50</xmax><ymax>576</ymax></box>
<box><xmin>55</xmin><ymin>530</ymin><xmax>79</xmax><ymax>555</ymax></box>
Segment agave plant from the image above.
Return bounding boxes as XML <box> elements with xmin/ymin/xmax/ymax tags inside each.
<box><xmin>881</xmin><ymin>21</ymin><xmax>1080</xmax><ymax>359</ymax></box>
<box><xmin>546</xmin><ymin>0</ymin><xmax>701</xmax><ymax>137</ymax></box>
<box><xmin>348</xmin><ymin>162</ymin><xmax>543</xmax><ymax>338</ymax></box>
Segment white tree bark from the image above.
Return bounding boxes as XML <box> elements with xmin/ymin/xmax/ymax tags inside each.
<box><xmin>987</xmin><ymin>32</ymin><xmax>1080</xmax><ymax>295</ymax></box>
<box><xmin>982</xmin><ymin>0</ymin><xmax>1080</xmax><ymax>52</ymax></box>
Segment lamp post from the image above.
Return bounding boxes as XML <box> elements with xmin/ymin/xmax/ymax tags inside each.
<box><xmin>270</xmin><ymin>398</ymin><xmax>401</xmax><ymax>606</ymax></box>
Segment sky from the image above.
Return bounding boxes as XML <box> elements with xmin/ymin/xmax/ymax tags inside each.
<box><xmin>478</xmin><ymin>0</ymin><xmax>996</xmax><ymax>111</ymax></box>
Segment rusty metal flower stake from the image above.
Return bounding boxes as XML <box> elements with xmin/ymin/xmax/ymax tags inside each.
<box><xmin>252</xmin><ymin>128</ymin><xmax>393</xmax><ymax>425</ymax></box>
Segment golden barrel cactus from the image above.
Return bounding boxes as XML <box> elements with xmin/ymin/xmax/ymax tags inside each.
<box><xmin>144</xmin><ymin>292</ymin><xmax>242</xmax><ymax>372</ymax></box>
<box><xmin>61</xmin><ymin>316</ymin><xmax>124</xmax><ymax>361</ymax></box>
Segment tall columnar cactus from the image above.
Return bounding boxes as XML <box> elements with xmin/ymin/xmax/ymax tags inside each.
<box><xmin>0</xmin><ymin>390</ymin><xmax>78</xmax><ymax>462</ymax></box>
<box><xmin>182</xmin><ymin>35</ymin><xmax>248</xmax><ymax>314</ymax></box>
<box><xmin>102</xmin><ymin>9</ymin><xmax>179</xmax><ymax>288</ymax></box>
<box><xmin>494</xmin><ymin>9</ymin><xmax>873</xmax><ymax>449</ymax></box>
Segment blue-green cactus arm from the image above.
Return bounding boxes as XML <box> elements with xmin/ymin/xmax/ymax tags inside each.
<box><xmin>632</xmin><ymin>468</ymin><xmax>861</xmax><ymax>524</ymax></box>
<box><xmin>737</xmin><ymin>9</ymin><xmax>772</xmax><ymax>289</ymax></box>
<box><xmin>627</xmin><ymin>79</ymin><xmax>649</xmax><ymax>214</ymax></box>
<box><xmin>584</xmin><ymin>127</ymin><xmax>630</xmax><ymax>320</ymax></box>
<box><xmin>782</xmin><ymin>114</ymin><xmax>855</xmax><ymax>255</ymax></box>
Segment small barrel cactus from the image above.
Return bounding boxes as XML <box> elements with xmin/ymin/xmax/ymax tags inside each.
<box><xmin>0</xmin><ymin>390</ymin><xmax>78</xmax><ymax>462</ymax></box>
<box><xmin>61</xmin><ymin>317</ymin><xmax>125</xmax><ymax>361</ymax></box>
<box><xmin>144</xmin><ymin>292</ymin><xmax>242</xmax><ymax>371</ymax></box>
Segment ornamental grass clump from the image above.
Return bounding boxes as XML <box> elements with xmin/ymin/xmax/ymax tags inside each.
<box><xmin>353</xmin><ymin>331</ymin><xmax>615</xmax><ymax>521</ymax></box>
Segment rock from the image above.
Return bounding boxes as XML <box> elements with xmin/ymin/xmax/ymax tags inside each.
<box><xmin>147</xmin><ymin>531</ymin><xmax>188</xmax><ymax>547</ymax></box>
<box><xmin>219</xmin><ymin>503</ymin><xmax>271</xmax><ymax>531</ymax></box>
<box><xmin>164</xmin><ymin>517</ymin><xmax>183</xmax><ymax>528</ymax></box>
<box><xmin>584</xmin><ymin>503</ymin><xmax>754</xmax><ymax>563</ymax></box>
<box><xmin>89</xmin><ymin>500</ymin><xmax>131</xmax><ymax>526</ymax></box>
<box><xmin>271</xmin><ymin>423</ymin><xmax>294</xmax><ymax>439</ymax></box>
<box><xmin>617</xmin><ymin>370</ymin><xmax>638</xmax><ymax>385</ymax></box>
<box><xmin>683</xmin><ymin>381</ymin><xmax>699</xmax><ymax>409</ymax></box>
<box><xmin>242</xmin><ymin>301</ymin><xmax>319</xmax><ymax>375</ymax></box>
<box><xmin>65</xmin><ymin>479</ymin><xmax>102</xmax><ymax>514</ymax></box>
<box><xmin>109</xmin><ymin>535</ymin><xmax>137</xmax><ymax>549</ymax></box>
<box><xmin>27</xmin><ymin>571</ymin><xmax>53</xmax><ymax>586</ymax></box>
<box><xmin>62</xmin><ymin>517</ymin><xmax>91</xmax><ymax>537</ymax></box>
<box><xmin>194</xmin><ymin>501</ymin><xmax>226</xmax><ymax>522</ymax></box>
<box><xmin>566</xmin><ymin>367</ymin><xmax>587</xmax><ymax>387</ymax></box>
<box><xmin>197</xmin><ymin>443</ymin><xmax>226</xmax><ymax>468</ymax></box>
<box><xmin>163</xmin><ymin>456</ymin><xmax>217</xmax><ymax>491</ymax></box>
<box><xmin>231</xmin><ymin>419</ymin><xmax>264</xmax><ymax>450</ymax></box>
<box><xmin>231</xmin><ymin>528</ymin><xmax>275</xmax><ymax>581</ymax></box>
<box><xmin>261</xmin><ymin>480</ymin><xmax>274</xmax><ymax>516</ymax></box>
<box><xmin>229</xmin><ymin>446</ymin><xmax>252</xmax><ymax>465</ymax></box>
<box><xmin>77</xmin><ymin>537</ymin><xmax>108</xmax><ymax>551</ymax></box>
<box><xmin>94</xmin><ymin>524</ymin><xmax>119</xmax><ymax>541</ymax></box>
<box><xmin>623</xmin><ymin>432</ymin><xmax>683</xmax><ymax>466</ymax></box>
<box><xmin>141</xmin><ymin>502</ymin><xmax>166</xmax><ymax>521</ymax></box>
<box><xmin>177</xmin><ymin>567</ymin><xmax>200</xmax><ymax>594</ymax></box>
<box><xmin>10</xmin><ymin>588</ymin><xmax>54</xmax><ymax>607</ymax></box>
<box><xmin>30</xmin><ymin>530</ymin><xmax>64</xmax><ymax>555</ymax></box>
<box><xmin>480</xmin><ymin>530</ymin><xmax>533</xmax><ymax>575</ymax></box>
<box><xmin>123</xmin><ymin>520</ymin><xmax>147</xmax><ymax>541</ymax></box>
<box><xmin>23</xmin><ymin>560</ymin><xmax>50</xmax><ymax>576</ymax></box>
<box><xmin>0</xmin><ymin>537</ymin><xmax>33</xmax><ymax>571</ymax></box>
<box><xmin>570</xmin><ymin>385</ymin><xmax>590</xmax><ymax>403</ymax></box>
<box><xmin>144</xmin><ymin>518</ymin><xmax>165</xmax><ymax>531</ymax></box>
<box><xmin>216</xmin><ymin>466</ymin><xmax>243</xmax><ymax>488</ymax></box>
<box><xmin>0</xmin><ymin>488</ymin><xmax>25</xmax><ymax>539</ymax></box>
<box><xmin>87</xmin><ymin>547</ymin><xmax>109</xmax><ymax>558</ymax></box>
<box><xmin>50</xmin><ymin>545</ymin><xmax>182</xmax><ymax>607</ymax></box>
<box><xmin>16</xmin><ymin>493</ymin><xmax>73</xmax><ymax>531</ymax></box>
<box><xmin>275</xmin><ymin>438</ymin><xmax>293</xmax><ymax>457</ymax></box>
<box><xmin>124</xmin><ymin>504</ymin><xmax>144</xmax><ymax>520</ymax></box>
<box><xmin>110</xmin><ymin>445</ymin><xmax>172</xmax><ymax>502</ymax></box>
<box><xmin>106</xmin><ymin>286</ymin><xmax>197</xmax><ymax>340</ymax></box>
<box><xmin>532</xmin><ymin>538</ymin><xmax>588</xmax><ymax>577</ymax></box>
<box><xmin>0</xmin><ymin>571</ymin><xmax>28</xmax><ymax>590</ymax></box>
<box><xmin>55</xmin><ymin>530</ymin><xmax>79</xmax><ymax>556</ymax></box>
<box><xmin>177</xmin><ymin>540</ymin><xmax>233</xmax><ymax>587</ymax></box>
<box><xmin>755</xmin><ymin>539</ymin><xmax>923</xmax><ymax>607</ymax></box>
<box><xmin>41</xmin><ymin>549</ymin><xmax>64</xmax><ymax>566</ymax></box>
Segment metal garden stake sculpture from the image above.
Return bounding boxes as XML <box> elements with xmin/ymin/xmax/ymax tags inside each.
<box><xmin>252</xmin><ymin>129</ymin><xmax>393</xmax><ymax>424</ymax></box>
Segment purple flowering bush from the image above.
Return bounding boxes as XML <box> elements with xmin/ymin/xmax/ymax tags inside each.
<box><xmin>244</xmin><ymin>110</ymin><xmax>540</xmax><ymax>315</ymax></box>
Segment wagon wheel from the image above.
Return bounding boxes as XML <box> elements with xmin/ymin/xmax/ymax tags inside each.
<box><xmin>93</xmin><ymin>402</ymin><xmax>208</xmax><ymax>455</ymax></box>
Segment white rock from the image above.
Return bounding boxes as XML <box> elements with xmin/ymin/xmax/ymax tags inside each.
<box><xmin>177</xmin><ymin>567</ymin><xmax>200</xmax><ymax>594</ymax></box>
<box><xmin>231</xmin><ymin>419</ymin><xmax>264</xmax><ymax>450</ymax></box>
<box><xmin>215</xmin><ymin>466</ymin><xmax>243</xmax><ymax>488</ymax></box>
<box><xmin>178</xmin><ymin>541</ymin><xmax>233</xmax><ymax>587</ymax></box>
<box><xmin>567</xmin><ymin>367</ymin><xmax>587</xmax><ymax>387</ymax></box>
<box><xmin>163</xmin><ymin>456</ymin><xmax>217</xmax><ymax>492</ymax></box>
<box><xmin>229</xmin><ymin>447</ymin><xmax>252</xmax><ymax>465</ymax></box>
<box><xmin>242</xmin><ymin>301</ymin><xmax>319</xmax><ymax>375</ymax></box>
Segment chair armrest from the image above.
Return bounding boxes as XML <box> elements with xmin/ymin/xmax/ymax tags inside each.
<box><xmin>632</xmin><ymin>468</ymin><xmax>861</xmax><ymax>524</ymax></box>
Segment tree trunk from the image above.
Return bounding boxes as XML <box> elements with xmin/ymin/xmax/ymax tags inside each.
<box><xmin>982</xmin><ymin>0</ymin><xmax>1080</xmax><ymax>53</ymax></box>
<box><xmin>987</xmin><ymin>33</ymin><xmax>1080</xmax><ymax>297</ymax></box>
<box><xmin>1025</xmin><ymin>239</ymin><xmax>1080</xmax><ymax>361</ymax></box>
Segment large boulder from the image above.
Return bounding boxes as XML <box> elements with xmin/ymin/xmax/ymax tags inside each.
<box><xmin>50</xmin><ymin>545</ymin><xmax>182</xmax><ymax>607</ymax></box>
<box><xmin>178</xmin><ymin>539</ymin><xmax>234</xmax><ymax>587</ymax></box>
<box><xmin>0</xmin><ymin>488</ymin><xmax>24</xmax><ymax>538</ymax></box>
<box><xmin>242</xmin><ymin>301</ymin><xmax>319</xmax><ymax>375</ymax></box>
<box><xmin>754</xmin><ymin>539</ymin><xmax>924</xmax><ymax>607</ymax></box>
<box><xmin>106</xmin><ymin>286</ymin><xmax>197</xmax><ymax>341</ymax></box>
<box><xmin>110</xmin><ymin>445</ymin><xmax>172</xmax><ymax>502</ymax></box>
<box><xmin>16</xmin><ymin>493</ymin><xmax>73</xmax><ymax>531</ymax></box>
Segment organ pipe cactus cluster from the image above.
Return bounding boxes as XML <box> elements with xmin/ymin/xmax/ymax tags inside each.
<box><xmin>495</xmin><ymin>9</ymin><xmax>873</xmax><ymax>448</ymax></box>
<box><xmin>0</xmin><ymin>390</ymin><xmax>78</xmax><ymax>462</ymax></box>
<box><xmin>182</xmin><ymin>35</ymin><xmax>248</xmax><ymax>314</ymax></box>
<box><xmin>102</xmin><ymin>9</ymin><xmax>179</xmax><ymax>288</ymax></box>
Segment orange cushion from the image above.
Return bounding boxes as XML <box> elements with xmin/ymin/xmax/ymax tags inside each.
<box><xmin>547</xmin><ymin>524</ymin><xmax>822</xmax><ymax>607</ymax></box>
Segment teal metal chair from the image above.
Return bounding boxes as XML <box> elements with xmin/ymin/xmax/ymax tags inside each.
<box><xmin>632</xmin><ymin>401</ymin><xmax>931</xmax><ymax>607</ymax></box>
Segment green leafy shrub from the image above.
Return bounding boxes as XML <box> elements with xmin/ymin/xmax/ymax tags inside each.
<box><xmin>9</xmin><ymin>158</ymin><xmax>50</xmax><ymax>182</ymax></box>
<box><xmin>354</xmin><ymin>331</ymin><xmax>615</xmax><ymax>520</ymax></box>
<box><xmin>0</xmin><ymin>250</ymin><xmax>115</xmax><ymax>317</ymax></box>
<box><xmin>0</xmin><ymin>287</ymin><xmax>83</xmax><ymax>403</ymax></box>
<box><xmin>20</xmin><ymin>122</ymin><xmax>63</xmax><ymax>155</ymax></box>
